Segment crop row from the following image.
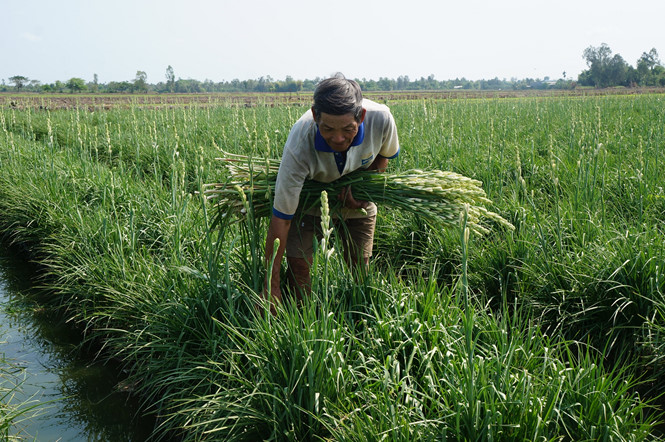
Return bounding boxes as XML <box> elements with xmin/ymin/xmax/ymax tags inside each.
<box><xmin>0</xmin><ymin>94</ymin><xmax>663</xmax><ymax>440</ymax></box>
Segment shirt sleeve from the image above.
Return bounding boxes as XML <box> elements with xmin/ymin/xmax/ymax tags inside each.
<box><xmin>272</xmin><ymin>125</ymin><xmax>311</xmax><ymax>219</ymax></box>
<box><xmin>379</xmin><ymin>109</ymin><xmax>400</xmax><ymax>159</ymax></box>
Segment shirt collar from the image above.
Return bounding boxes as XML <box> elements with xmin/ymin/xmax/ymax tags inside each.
<box><xmin>314</xmin><ymin>121</ymin><xmax>365</xmax><ymax>152</ymax></box>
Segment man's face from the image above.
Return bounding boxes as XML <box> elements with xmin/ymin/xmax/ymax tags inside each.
<box><xmin>314</xmin><ymin>109</ymin><xmax>366</xmax><ymax>152</ymax></box>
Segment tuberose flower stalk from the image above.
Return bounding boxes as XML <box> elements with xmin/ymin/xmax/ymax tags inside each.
<box><xmin>204</xmin><ymin>151</ymin><xmax>514</xmax><ymax>234</ymax></box>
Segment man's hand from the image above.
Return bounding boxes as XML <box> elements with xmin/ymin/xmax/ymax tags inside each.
<box><xmin>368</xmin><ymin>155</ymin><xmax>389</xmax><ymax>172</ymax></box>
<box><xmin>337</xmin><ymin>156</ymin><xmax>389</xmax><ymax>211</ymax></box>
<box><xmin>337</xmin><ymin>185</ymin><xmax>369</xmax><ymax>210</ymax></box>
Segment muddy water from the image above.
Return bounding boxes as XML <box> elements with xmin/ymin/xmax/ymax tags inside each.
<box><xmin>0</xmin><ymin>246</ymin><xmax>155</xmax><ymax>441</ymax></box>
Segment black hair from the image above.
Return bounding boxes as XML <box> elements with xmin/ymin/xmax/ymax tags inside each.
<box><xmin>312</xmin><ymin>73</ymin><xmax>364</xmax><ymax>122</ymax></box>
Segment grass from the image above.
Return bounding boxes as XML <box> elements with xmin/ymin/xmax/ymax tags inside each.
<box><xmin>0</xmin><ymin>93</ymin><xmax>664</xmax><ymax>440</ymax></box>
<box><xmin>1</xmin><ymin>335</ymin><xmax>46</xmax><ymax>440</ymax></box>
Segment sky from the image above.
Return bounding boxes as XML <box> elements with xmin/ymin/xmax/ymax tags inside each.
<box><xmin>2</xmin><ymin>0</ymin><xmax>664</xmax><ymax>86</ymax></box>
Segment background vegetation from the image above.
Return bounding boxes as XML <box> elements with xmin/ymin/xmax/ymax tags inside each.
<box><xmin>0</xmin><ymin>92</ymin><xmax>664</xmax><ymax>440</ymax></box>
<box><xmin>3</xmin><ymin>44</ymin><xmax>664</xmax><ymax>95</ymax></box>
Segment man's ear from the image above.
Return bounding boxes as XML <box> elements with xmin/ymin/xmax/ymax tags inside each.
<box><xmin>359</xmin><ymin>108</ymin><xmax>367</xmax><ymax>123</ymax></box>
<box><xmin>311</xmin><ymin>107</ymin><xmax>317</xmax><ymax>121</ymax></box>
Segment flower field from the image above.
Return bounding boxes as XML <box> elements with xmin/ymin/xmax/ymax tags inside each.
<box><xmin>0</xmin><ymin>92</ymin><xmax>664</xmax><ymax>440</ymax></box>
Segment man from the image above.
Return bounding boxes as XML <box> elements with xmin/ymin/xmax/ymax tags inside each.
<box><xmin>264</xmin><ymin>75</ymin><xmax>400</xmax><ymax>311</ymax></box>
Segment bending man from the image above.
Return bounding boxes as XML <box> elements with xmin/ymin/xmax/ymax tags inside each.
<box><xmin>264</xmin><ymin>75</ymin><xmax>400</xmax><ymax>311</ymax></box>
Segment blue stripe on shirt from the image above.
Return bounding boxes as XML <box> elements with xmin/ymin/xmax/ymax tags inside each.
<box><xmin>381</xmin><ymin>146</ymin><xmax>400</xmax><ymax>159</ymax></box>
<box><xmin>272</xmin><ymin>207</ymin><xmax>294</xmax><ymax>220</ymax></box>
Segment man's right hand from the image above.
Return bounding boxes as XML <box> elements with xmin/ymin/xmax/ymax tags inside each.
<box><xmin>337</xmin><ymin>185</ymin><xmax>369</xmax><ymax>210</ymax></box>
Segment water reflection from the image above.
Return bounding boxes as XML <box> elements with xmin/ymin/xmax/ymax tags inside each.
<box><xmin>0</xmin><ymin>245</ymin><xmax>155</xmax><ymax>441</ymax></box>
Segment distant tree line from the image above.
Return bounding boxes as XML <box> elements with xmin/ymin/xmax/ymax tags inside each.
<box><xmin>3</xmin><ymin>45</ymin><xmax>663</xmax><ymax>94</ymax></box>
<box><xmin>0</xmin><ymin>71</ymin><xmax>578</xmax><ymax>94</ymax></box>
<box><xmin>579</xmin><ymin>44</ymin><xmax>664</xmax><ymax>87</ymax></box>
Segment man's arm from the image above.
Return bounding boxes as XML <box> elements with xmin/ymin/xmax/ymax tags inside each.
<box><xmin>368</xmin><ymin>154</ymin><xmax>389</xmax><ymax>172</ymax></box>
<box><xmin>264</xmin><ymin>215</ymin><xmax>291</xmax><ymax>311</ymax></box>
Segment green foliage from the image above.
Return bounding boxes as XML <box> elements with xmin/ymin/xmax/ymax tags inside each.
<box><xmin>580</xmin><ymin>44</ymin><xmax>665</xmax><ymax>87</ymax></box>
<box><xmin>165</xmin><ymin>65</ymin><xmax>175</xmax><ymax>93</ymax></box>
<box><xmin>6</xmin><ymin>43</ymin><xmax>665</xmax><ymax>95</ymax></box>
<box><xmin>8</xmin><ymin>75</ymin><xmax>29</xmax><ymax>91</ymax></box>
<box><xmin>133</xmin><ymin>70</ymin><xmax>148</xmax><ymax>93</ymax></box>
<box><xmin>1</xmin><ymin>334</ymin><xmax>46</xmax><ymax>439</ymax></box>
<box><xmin>66</xmin><ymin>77</ymin><xmax>87</xmax><ymax>93</ymax></box>
<box><xmin>0</xmin><ymin>94</ymin><xmax>664</xmax><ymax>440</ymax></box>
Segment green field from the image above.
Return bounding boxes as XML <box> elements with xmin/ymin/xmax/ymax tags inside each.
<box><xmin>1</xmin><ymin>93</ymin><xmax>664</xmax><ymax>440</ymax></box>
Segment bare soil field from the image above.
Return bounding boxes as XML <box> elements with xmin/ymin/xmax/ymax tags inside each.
<box><xmin>2</xmin><ymin>88</ymin><xmax>664</xmax><ymax>110</ymax></box>
<box><xmin>0</xmin><ymin>93</ymin><xmax>312</xmax><ymax>110</ymax></box>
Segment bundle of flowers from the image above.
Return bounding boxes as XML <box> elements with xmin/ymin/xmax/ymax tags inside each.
<box><xmin>204</xmin><ymin>151</ymin><xmax>514</xmax><ymax>235</ymax></box>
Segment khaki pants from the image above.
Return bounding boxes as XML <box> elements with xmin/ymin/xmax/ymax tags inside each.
<box><xmin>286</xmin><ymin>214</ymin><xmax>376</xmax><ymax>262</ymax></box>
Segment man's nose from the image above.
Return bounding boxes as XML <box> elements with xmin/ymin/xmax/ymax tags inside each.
<box><xmin>332</xmin><ymin>131</ymin><xmax>345</xmax><ymax>142</ymax></box>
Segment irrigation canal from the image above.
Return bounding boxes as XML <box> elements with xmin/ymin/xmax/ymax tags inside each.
<box><xmin>0</xmin><ymin>244</ymin><xmax>154</xmax><ymax>441</ymax></box>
